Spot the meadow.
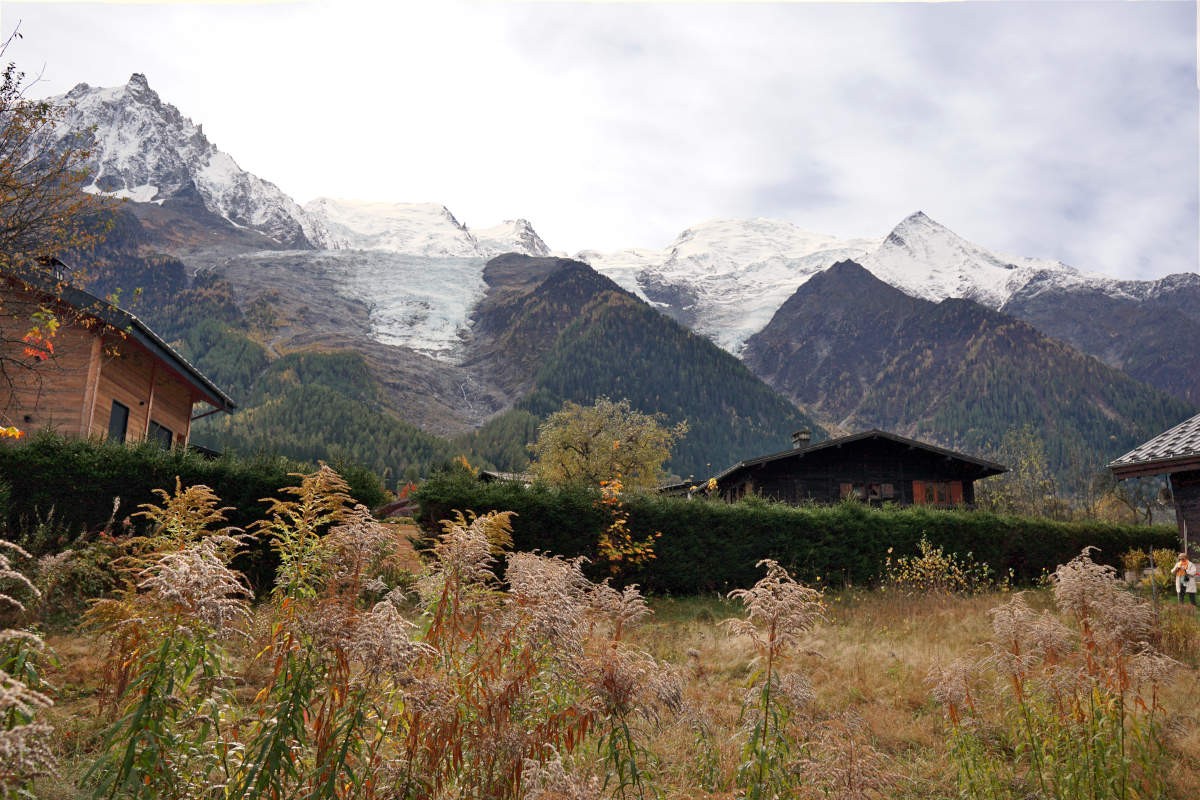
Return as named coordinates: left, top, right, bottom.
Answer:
left=3, top=467, right=1199, bottom=800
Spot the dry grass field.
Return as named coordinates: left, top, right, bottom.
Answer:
left=23, top=588, right=1200, bottom=799
left=4, top=469, right=1200, bottom=799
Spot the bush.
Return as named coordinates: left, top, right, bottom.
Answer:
left=414, top=474, right=1179, bottom=592
left=0, top=431, right=389, bottom=591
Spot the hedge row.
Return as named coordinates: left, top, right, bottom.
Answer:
left=0, top=432, right=389, bottom=589
left=414, top=472, right=1179, bottom=593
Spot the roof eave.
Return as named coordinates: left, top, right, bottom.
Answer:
left=1109, top=454, right=1200, bottom=480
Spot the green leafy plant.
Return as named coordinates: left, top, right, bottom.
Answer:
left=882, top=535, right=1008, bottom=596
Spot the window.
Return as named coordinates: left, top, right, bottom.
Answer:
left=108, top=400, right=129, bottom=443
left=912, top=480, right=964, bottom=506
left=148, top=420, right=174, bottom=450
left=840, top=483, right=895, bottom=502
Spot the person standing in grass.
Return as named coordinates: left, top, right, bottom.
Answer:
left=1171, top=552, right=1198, bottom=605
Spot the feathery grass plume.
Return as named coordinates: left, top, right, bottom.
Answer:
left=86, top=480, right=244, bottom=713
left=932, top=547, right=1178, bottom=800
left=927, top=657, right=977, bottom=726
left=0, top=541, right=55, bottom=798
left=348, top=599, right=435, bottom=679
left=406, top=515, right=608, bottom=800
left=793, top=711, right=901, bottom=800
left=0, top=540, right=37, bottom=617
left=506, top=551, right=591, bottom=651
left=319, top=504, right=419, bottom=605
left=1052, top=546, right=1154, bottom=653
left=727, top=560, right=825, bottom=657
left=727, top=559, right=825, bottom=800
left=521, top=751, right=603, bottom=800
left=586, top=581, right=650, bottom=642
left=135, top=533, right=252, bottom=633
left=577, top=639, right=677, bottom=798
left=419, top=509, right=513, bottom=649
left=255, top=464, right=354, bottom=599
left=85, top=482, right=253, bottom=800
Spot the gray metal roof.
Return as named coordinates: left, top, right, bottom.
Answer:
left=1108, top=412, right=1200, bottom=477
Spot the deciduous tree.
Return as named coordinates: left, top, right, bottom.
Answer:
left=528, top=396, right=687, bottom=490
left=977, top=424, right=1064, bottom=518
left=0, top=31, right=110, bottom=434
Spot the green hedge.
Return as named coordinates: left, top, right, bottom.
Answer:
left=414, top=472, right=1179, bottom=592
left=0, top=431, right=389, bottom=590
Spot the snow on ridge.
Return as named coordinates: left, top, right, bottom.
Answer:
left=304, top=198, right=479, bottom=256
left=50, top=74, right=314, bottom=245
left=83, top=182, right=161, bottom=204
left=578, top=218, right=880, bottom=353
left=304, top=198, right=552, bottom=258
left=471, top=219, right=551, bottom=257
left=859, top=211, right=1087, bottom=308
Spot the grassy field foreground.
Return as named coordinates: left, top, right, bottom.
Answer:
left=4, top=469, right=1200, bottom=799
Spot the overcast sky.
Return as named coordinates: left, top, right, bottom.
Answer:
left=2, top=1, right=1197, bottom=280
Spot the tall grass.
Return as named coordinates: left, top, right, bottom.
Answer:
left=0, top=539, right=55, bottom=798
left=11, top=484, right=1199, bottom=799
left=930, top=548, right=1176, bottom=799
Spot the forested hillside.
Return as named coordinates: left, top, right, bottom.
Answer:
left=465, top=255, right=825, bottom=479
left=80, top=223, right=823, bottom=482
left=744, top=261, right=1196, bottom=490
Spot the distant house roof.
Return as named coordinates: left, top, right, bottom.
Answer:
left=478, top=470, right=532, bottom=485
left=5, top=260, right=235, bottom=413
left=1108, top=412, right=1200, bottom=479
left=714, top=428, right=1007, bottom=482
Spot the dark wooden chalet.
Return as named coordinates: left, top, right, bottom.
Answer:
left=1109, top=412, right=1200, bottom=549
left=709, top=429, right=1006, bottom=507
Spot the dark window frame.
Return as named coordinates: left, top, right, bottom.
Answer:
left=108, top=400, right=130, bottom=443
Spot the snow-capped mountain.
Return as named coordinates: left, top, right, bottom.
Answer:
left=472, top=219, right=551, bottom=258
left=303, top=198, right=549, bottom=258
left=578, top=219, right=881, bottom=353
left=858, top=211, right=1072, bottom=307
left=37, top=72, right=1199, bottom=404
left=577, top=210, right=1197, bottom=356
left=46, top=74, right=319, bottom=247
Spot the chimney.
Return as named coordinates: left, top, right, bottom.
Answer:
left=791, top=428, right=811, bottom=449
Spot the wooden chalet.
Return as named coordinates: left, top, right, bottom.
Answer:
left=1109, top=412, right=1200, bottom=549
left=705, top=429, right=1006, bottom=507
left=0, top=262, right=234, bottom=447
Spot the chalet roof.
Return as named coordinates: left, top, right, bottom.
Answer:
left=5, top=262, right=235, bottom=413
left=1108, top=412, right=1200, bottom=479
left=713, top=428, right=1007, bottom=482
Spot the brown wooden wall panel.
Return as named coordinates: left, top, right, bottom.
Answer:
left=0, top=312, right=97, bottom=436
left=148, top=371, right=194, bottom=445
left=1, top=282, right=207, bottom=446
left=89, top=334, right=200, bottom=444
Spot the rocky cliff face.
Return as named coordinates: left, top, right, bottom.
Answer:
left=43, top=74, right=319, bottom=247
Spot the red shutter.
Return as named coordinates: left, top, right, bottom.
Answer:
left=950, top=481, right=964, bottom=505
left=912, top=480, right=925, bottom=505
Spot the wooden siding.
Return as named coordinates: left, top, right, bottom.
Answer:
left=1171, top=470, right=1200, bottom=546
left=0, top=321, right=95, bottom=435
left=718, top=437, right=989, bottom=507
left=0, top=282, right=205, bottom=445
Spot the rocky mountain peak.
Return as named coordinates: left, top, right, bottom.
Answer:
left=45, top=75, right=316, bottom=247
left=472, top=219, right=551, bottom=257
left=125, top=72, right=153, bottom=95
